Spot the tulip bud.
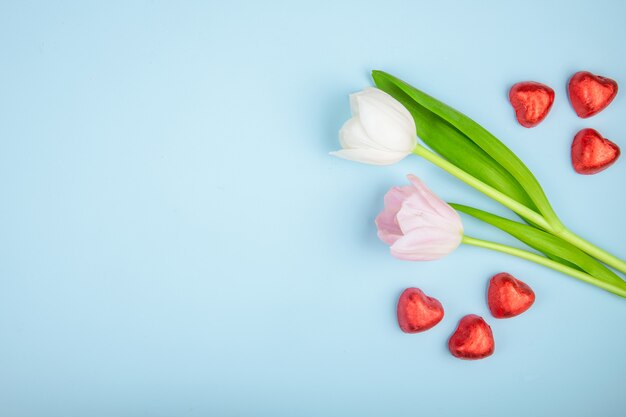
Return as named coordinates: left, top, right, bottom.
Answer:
left=331, top=88, right=418, bottom=165
left=376, top=175, right=463, bottom=261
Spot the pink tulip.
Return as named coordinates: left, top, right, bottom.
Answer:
left=376, top=175, right=464, bottom=261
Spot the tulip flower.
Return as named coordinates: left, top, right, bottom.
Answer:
left=330, top=88, right=417, bottom=165
left=376, top=175, right=463, bottom=261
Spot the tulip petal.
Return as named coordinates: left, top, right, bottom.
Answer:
left=396, top=196, right=459, bottom=235
left=339, top=117, right=387, bottom=151
left=329, top=148, right=408, bottom=166
left=390, top=227, right=462, bottom=261
left=375, top=186, right=410, bottom=244
left=407, top=174, right=463, bottom=224
left=350, top=88, right=414, bottom=128
left=354, top=92, right=417, bottom=153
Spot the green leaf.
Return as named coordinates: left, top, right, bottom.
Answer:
left=451, top=203, right=624, bottom=285
left=373, top=70, right=561, bottom=228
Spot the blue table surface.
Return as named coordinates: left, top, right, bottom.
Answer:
left=2, top=1, right=626, bottom=416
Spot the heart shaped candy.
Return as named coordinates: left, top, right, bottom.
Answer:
left=571, top=128, right=620, bottom=175
left=509, top=81, right=555, bottom=127
left=487, top=272, right=535, bottom=318
left=568, top=71, right=618, bottom=118
left=397, top=288, right=444, bottom=333
left=448, top=314, right=494, bottom=360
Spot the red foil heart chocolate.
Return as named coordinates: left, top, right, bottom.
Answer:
left=397, top=288, right=444, bottom=333
left=571, top=128, right=620, bottom=175
left=568, top=71, right=618, bottom=118
left=509, top=81, right=555, bottom=127
left=487, top=272, right=535, bottom=318
left=448, top=314, right=494, bottom=360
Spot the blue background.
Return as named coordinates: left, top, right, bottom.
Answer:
left=1, top=1, right=626, bottom=416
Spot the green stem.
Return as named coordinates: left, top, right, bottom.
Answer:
left=462, top=236, right=626, bottom=298
left=413, top=144, right=626, bottom=275
left=412, top=144, right=551, bottom=231
left=555, top=228, right=626, bottom=275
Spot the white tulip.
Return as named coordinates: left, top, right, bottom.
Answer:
left=331, top=87, right=418, bottom=165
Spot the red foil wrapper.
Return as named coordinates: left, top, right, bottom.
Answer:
left=509, top=81, right=555, bottom=127
left=488, top=272, right=535, bottom=319
left=448, top=314, right=495, bottom=360
left=396, top=288, right=444, bottom=333
left=568, top=71, right=618, bottom=118
left=571, top=128, right=620, bottom=175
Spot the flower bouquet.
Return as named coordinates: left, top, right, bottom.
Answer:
left=332, top=71, right=626, bottom=298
